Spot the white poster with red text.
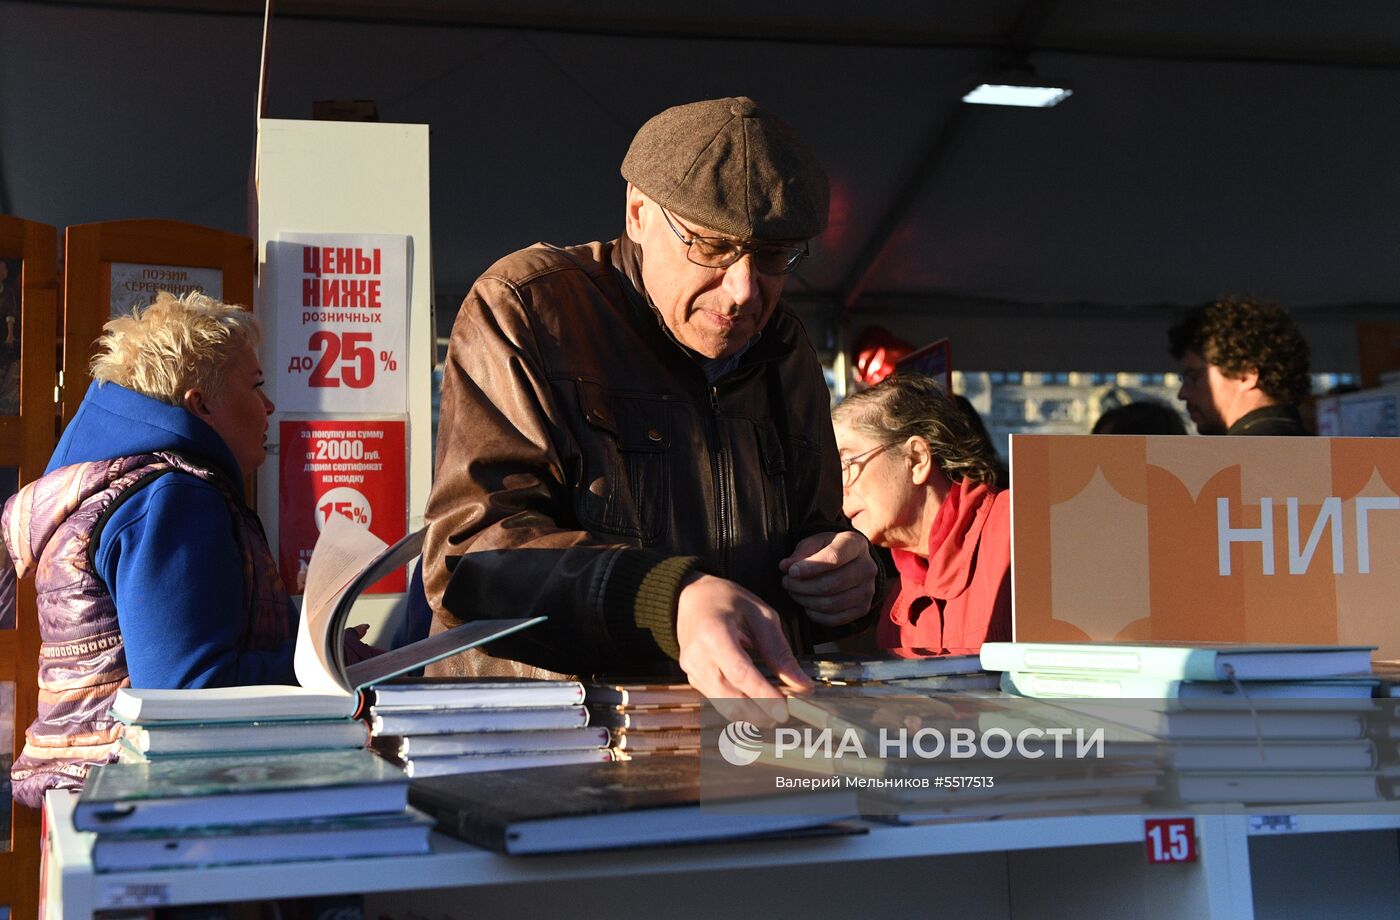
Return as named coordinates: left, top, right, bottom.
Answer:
left=272, top=232, right=408, bottom=413
left=278, top=419, right=407, bottom=596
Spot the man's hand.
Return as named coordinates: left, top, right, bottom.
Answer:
left=342, top=624, right=384, bottom=665
left=675, top=572, right=813, bottom=726
left=778, top=531, right=878, bottom=628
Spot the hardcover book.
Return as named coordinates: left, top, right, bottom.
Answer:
left=861, top=768, right=1163, bottom=811
left=864, top=672, right=1003, bottom=692
left=401, top=748, right=616, bottom=778
left=370, top=705, right=590, bottom=736
left=879, top=792, right=1153, bottom=824
left=1166, top=740, right=1377, bottom=772
left=112, top=685, right=354, bottom=724
left=586, top=705, right=703, bottom=731
left=125, top=719, right=370, bottom=756
left=73, top=748, right=408, bottom=832
left=90, top=808, right=434, bottom=871
left=784, top=688, right=1163, bottom=761
left=753, top=740, right=1157, bottom=783
left=980, top=641, right=1374, bottom=682
left=1001, top=670, right=1380, bottom=701
left=1043, top=699, right=1371, bottom=740
left=409, top=756, right=856, bottom=855
left=1370, top=659, right=1400, bottom=697
left=609, top=729, right=702, bottom=753
left=801, top=653, right=985, bottom=682
left=584, top=682, right=702, bottom=708
left=1162, top=770, right=1381, bottom=804
left=379, top=727, right=610, bottom=758
left=368, top=678, right=585, bottom=711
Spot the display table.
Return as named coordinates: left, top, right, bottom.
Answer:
left=41, top=790, right=1400, bottom=919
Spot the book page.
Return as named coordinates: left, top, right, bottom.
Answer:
left=113, top=685, right=357, bottom=723
left=295, top=513, right=388, bottom=693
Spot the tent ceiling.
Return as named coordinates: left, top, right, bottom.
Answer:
left=5, top=1, right=1398, bottom=370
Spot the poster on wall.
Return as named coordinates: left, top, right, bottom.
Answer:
left=0, top=257, right=18, bottom=417
left=278, top=419, right=407, bottom=596
left=108, top=263, right=224, bottom=317
left=0, top=466, right=15, bottom=629
left=270, top=232, right=408, bottom=414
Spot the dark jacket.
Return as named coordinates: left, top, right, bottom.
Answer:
left=1227, top=404, right=1309, bottom=436
left=424, top=236, right=860, bottom=677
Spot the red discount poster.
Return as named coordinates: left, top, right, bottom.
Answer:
left=278, top=419, right=407, bottom=596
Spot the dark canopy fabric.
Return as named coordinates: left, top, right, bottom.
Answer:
left=5, top=0, right=1396, bottom=370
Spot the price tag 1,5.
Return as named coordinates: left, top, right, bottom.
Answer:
left=1144, top=817, right=1197, bottom=864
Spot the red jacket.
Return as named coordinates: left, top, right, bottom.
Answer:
left=878, top=480, right=1012, bottom=655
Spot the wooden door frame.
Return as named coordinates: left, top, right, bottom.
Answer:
left=0, top=216, right=59, bottom=920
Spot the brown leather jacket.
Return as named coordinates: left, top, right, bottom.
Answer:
left=424, top=235, right=866, bottom=678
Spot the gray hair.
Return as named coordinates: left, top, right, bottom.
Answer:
left=833, top=374, right=1003, bottom=489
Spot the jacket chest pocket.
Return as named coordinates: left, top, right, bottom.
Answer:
left=573, top=380, right=671, bottom=543
left=754, top=419, right=791, bottom=540
left=756, top=418, right=829, bottom=541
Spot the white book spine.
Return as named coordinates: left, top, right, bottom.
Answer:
left=981, top=643, right=1210, bottom=679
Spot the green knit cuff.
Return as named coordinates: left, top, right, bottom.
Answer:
left=602, top=551, right=701, bottom=661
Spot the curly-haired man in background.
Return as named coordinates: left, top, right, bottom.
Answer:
left=1168, top=297, right=1312, bottom=436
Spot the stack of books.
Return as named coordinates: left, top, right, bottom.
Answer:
left=62, top=522, right=567, bottom=871
left=111, top=685, right=370, bottom=764
left=1370, top=697, right=1400, bottom=799
left=1343, top=667, right=1400, bottom=803
left=585, top=681, right=704, bottom=758
left=74, top=748, right=431, bottom=872
left=1369, top=660, right=1400, bottom=698
left=984, top=641, right=1377, bottom=702
left=777, top=686, right=1166, bottom=824
left=985, top=640, right=1388, bottom=805
left=367, top=678, right=614, bottom=778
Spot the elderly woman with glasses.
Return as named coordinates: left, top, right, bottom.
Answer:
left=832, top=374, right=1011, bottom=656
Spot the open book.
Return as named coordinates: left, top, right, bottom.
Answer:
left=113, top=513, right=543, bottom=723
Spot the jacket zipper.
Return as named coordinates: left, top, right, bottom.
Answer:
left=709, top=385, right=731, bottom=577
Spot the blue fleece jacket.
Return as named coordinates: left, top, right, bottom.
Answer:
left=49, top=381, right=296, bottom=688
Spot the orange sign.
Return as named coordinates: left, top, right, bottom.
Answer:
left=1010, top=435, right=1400, bottom=658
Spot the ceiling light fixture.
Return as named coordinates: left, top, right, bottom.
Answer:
left=962, top=65, right=1072, bottom=108
left=963, top=83, right=1072, bottom=107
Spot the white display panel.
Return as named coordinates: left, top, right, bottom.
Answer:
left=253, top=119, right=433, bottom=645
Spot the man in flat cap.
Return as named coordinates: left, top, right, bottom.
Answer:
left=424, top=97, right=878, bottom=720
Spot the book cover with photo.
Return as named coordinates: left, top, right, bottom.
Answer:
left=409, top=756, right=857, bottom=855
left=74, top=748, right=408, bottom=832
left=90, top=808, right=435, bottom=872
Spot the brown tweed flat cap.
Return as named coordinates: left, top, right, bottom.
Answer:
left=621, top=96, right=829, bottom=241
